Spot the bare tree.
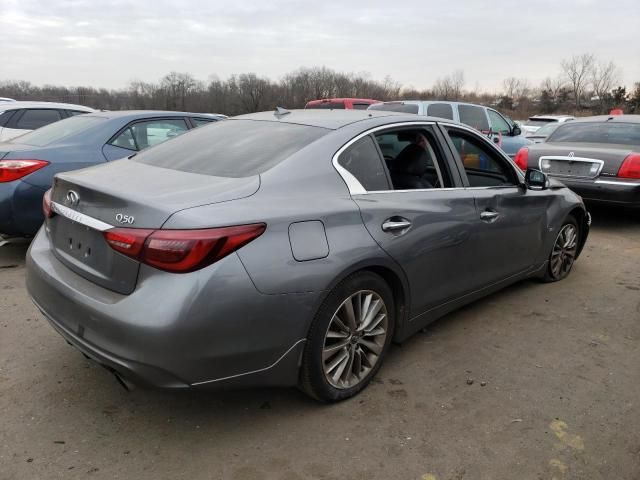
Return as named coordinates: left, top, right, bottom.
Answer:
left=561, top=53, right=595, bottom=109
left=502, top=77, right=530, bottom=101
left=591, top=60, right=620, bottom=110
left=433, top=70, right=465, bottom=100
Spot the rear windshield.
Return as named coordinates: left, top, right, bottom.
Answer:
left=525, top=118, right=556, bottom=127
left=12, top=115, right=106, bottom=147
left=368, top=103, right=419, bottom=114
left=306, top=102, right=345, bottom=109
left=132, top=119, right=329, bottom=177
left=547, top=122, right=640, bottom=145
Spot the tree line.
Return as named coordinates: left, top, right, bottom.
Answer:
left=1, top=55, right=639, bottom=117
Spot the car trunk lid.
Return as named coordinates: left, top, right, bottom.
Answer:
left=47, top=159, right=260, bottom=294
left=529, top=142, right=634, bottom=178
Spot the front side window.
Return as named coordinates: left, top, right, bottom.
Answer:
left=374, top=128, right=451, bottom=190
left=427, top=103, right=454, bottom=120
left=458, top=105, right=490, bottom=131
left=487, top=109, right=511, bottom=135
left=447, top=129, right=518, bottom=187
left=338, top=136, right=389, bottom=191
left=16, top=109, right=61, bottom=129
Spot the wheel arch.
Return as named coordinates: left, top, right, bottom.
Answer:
left=568, top=205, right=589, bottom=259
left=311, top=259, right=411, bottom=342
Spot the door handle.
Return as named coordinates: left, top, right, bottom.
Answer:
left=382, top=218, right=412, bottom=233
left=480, top=210, right=500, bottom=222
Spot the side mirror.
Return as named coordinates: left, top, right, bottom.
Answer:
left=512, top=125, right=522, bottom=136
left=525, top=168, right=549, bottom=190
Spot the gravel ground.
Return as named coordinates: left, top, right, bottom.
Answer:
left=1, top=205, right=639, bottom=480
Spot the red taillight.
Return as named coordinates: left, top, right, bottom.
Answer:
left=514, top=147, right=529, bottom=171
left=42, top=188, right=54, bottom=218
left=617, top=153, right=640, bottom=179
left=104, top=224, right=266, bottom=273
left=0, top=159, right=49, bottom=183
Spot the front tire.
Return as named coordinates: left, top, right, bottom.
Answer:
left=300, top=271, right=395, bottom=402
left=543, top=215, right=579, bottom=282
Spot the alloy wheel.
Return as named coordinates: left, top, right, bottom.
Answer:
left=322, top=290, right=388, bottom=389
left=550, top=223, right=578, bottom=279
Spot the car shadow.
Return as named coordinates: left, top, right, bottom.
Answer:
left=587, top=204, right=640, bottom=232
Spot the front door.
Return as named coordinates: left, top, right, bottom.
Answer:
left=443, top=126, right=549, bottom=284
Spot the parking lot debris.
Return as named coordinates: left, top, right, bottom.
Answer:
left=466, top=378, right=474, bottom=385
left=480, top=381, right=487, bottom=387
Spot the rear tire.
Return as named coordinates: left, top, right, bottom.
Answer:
left=542, top=215, right=579, bottom=282
left=300, top=271, right=395, bottom=402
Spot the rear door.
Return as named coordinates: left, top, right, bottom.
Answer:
left=338, top=123, right=480, bottom=316
left=443, top=125, right=549, bottom=283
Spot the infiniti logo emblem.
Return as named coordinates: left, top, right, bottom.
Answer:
left=65, top=190, right=80, bottom=207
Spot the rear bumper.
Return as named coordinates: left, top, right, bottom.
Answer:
left=555, top=177, right=640, bottom=207
left=26, top=228, right=316, bottom=390
left=0, top=180, right=47, bottom=236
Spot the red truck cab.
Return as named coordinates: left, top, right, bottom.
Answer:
left=304, top=98, right=381, bottom=110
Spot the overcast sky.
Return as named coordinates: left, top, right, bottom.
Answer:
left=1, top=0, right=639, bottom=92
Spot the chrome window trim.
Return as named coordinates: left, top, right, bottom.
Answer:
left=50, top=202, right=114, bottom=231
left=538, top=156, right=604, bottom=179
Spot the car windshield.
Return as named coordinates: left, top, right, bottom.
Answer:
left=547, top=122, right=640, bottom=145
left=11, top=115, right=106, bottom=147
left=368, top=103, right=419, bottom=114
left=132, top=119, right=329, bottom=177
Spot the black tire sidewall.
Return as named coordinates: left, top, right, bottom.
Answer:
left=300, top=271, right=395, bottom=402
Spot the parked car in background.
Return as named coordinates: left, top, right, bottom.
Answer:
left=0, top=97, right=16, bottom=103
left=521, top=115, right=575, bottom=135
left=525, top=121, right=564, bottom=143
left=0, top=101, right=95, bottom=141
left=514, top=115, right=640, bottom=208
left=368, top=100, right=530, bottom=157
left=305, top=98, right=381, bottom=110
left=26, top=109, right=589, bottom=402
left=0, top=110, right=225, bottom=237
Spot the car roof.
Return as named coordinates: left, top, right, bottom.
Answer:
left=0, top=101, right=94, bottom=112
left=567, top=114, right=640, bottom=124
left=378, top=100, right=493, bottom=108
left=84, top=110, right=225, bottom=121
left=232, top=109, right=414, bottom=129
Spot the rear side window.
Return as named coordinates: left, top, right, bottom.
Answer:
left=192, top=118, right=217, bottom=127
left=426, top=103, right=454, bottom=120
left=66, top=110, right=88, bottom=117
left=352, top=103, right=372, bottom=110
left=16, top=109, right=62, bottom=129
left=547, top=122, right=640, bottom=145
left=458, top=105, right=489, bottom=131
left=338, top=136, right=389, bottom=191
left=133, top=119, right=329, bottom=177
left=368, top=103, right=419, bottom=114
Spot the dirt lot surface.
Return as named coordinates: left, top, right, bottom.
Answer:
left=1, top=206, right=639, bottom=480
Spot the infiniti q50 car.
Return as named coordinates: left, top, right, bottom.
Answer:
left=26, top=109, right=590, bottom=402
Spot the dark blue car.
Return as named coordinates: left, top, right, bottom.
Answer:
left=0, top=110, right=224, bottom=237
